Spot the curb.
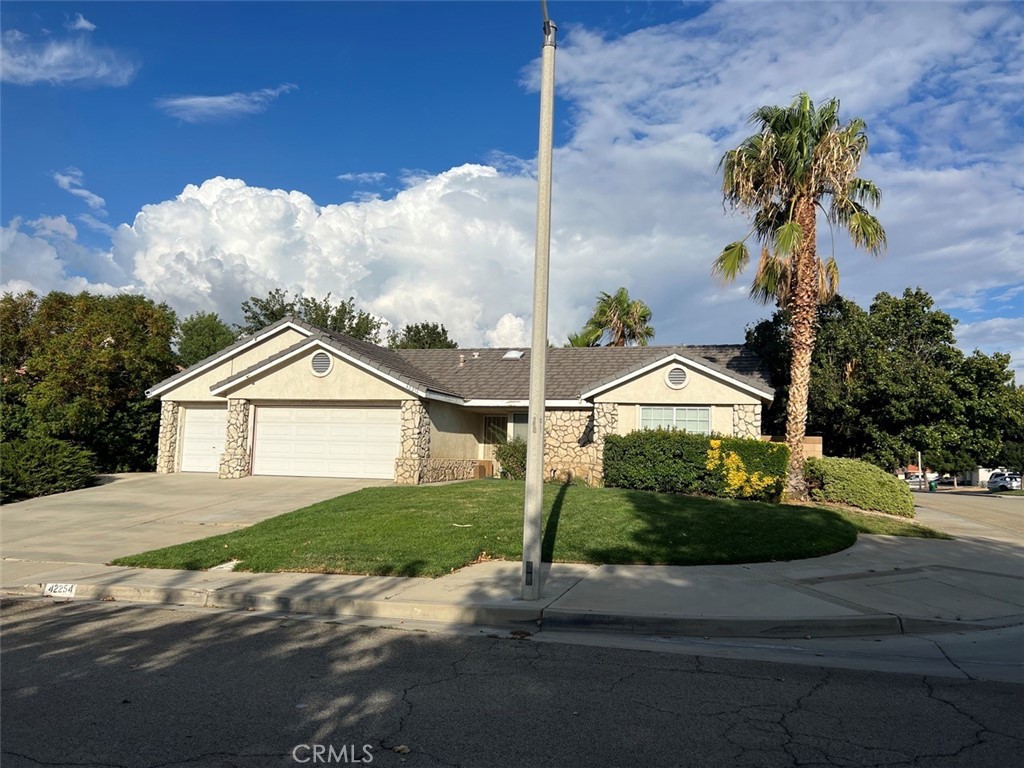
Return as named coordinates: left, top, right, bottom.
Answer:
left=8, top=581, right=1020, bottom=639
left=539, top=609, right=902, bottom=638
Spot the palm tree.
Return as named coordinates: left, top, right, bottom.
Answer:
left=713, top=93, right=886, bottom=499
left=577, top=287, right=655, bottom=347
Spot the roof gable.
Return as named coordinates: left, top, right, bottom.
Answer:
left=209, top=330, right=461, bottom=400
left=145, top=317, right=313, bottom=398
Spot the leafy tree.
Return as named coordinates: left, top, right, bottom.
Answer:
left=237, top=288, right=296, bottom=334
left=387, top=322, right=458, bottom=349
left=237, top=289, right=384, bottom=343
left=576, top=287, right=654, bottom=347
left=176, top=311, right=237, bottom=367
left=298, top=294, right=384, bottom=343
left=714, top=93, right=886, bottom=498
left=746, top=288, right=1021, bottom=475
left=1, top=291, right=178, bottom=472
left=1000, top=441, right=1024, bottom=475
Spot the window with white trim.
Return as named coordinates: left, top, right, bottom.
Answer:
left=639, top=406, right=711, bottom=434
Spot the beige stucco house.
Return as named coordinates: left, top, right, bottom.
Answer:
left=148, top=317, right=774, bottom=485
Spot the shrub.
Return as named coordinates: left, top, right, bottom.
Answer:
left=804, top=456, right=914, bottom=517
left=494, top=437, right=527, bottom=480
left=0, top=437, right=98, bottom=503
left=707, top=438, right=789, bottom=501
left=604, top=430, right=787, bottom=502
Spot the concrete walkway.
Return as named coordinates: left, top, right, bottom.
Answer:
left=3, top=478, right=1022, bottom=645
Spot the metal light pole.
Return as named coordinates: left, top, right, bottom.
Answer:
left=521, top=4, right=557, bottom=601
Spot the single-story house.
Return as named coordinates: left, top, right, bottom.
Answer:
left=148, top=316, right=774, bottom=485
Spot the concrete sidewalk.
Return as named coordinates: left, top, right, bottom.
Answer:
left=4, top=532, right=1022, bottom=639
left=3, top=480, right=1023, bottom=640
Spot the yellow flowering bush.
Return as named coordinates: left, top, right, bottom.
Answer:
left=706, top=439, right=785, bottom=501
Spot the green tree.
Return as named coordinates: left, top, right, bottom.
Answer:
left=298, top=294, right=384, bottom=343
left=1, top=291, right=178, bottom=472
left=387, top=322, right=458, bottom=349
left=176, top=311, right=237, bottom=367
left=714, top=93, right=886, bottom=498
left=746, top=288, right=1021, bottom=475
left=577, top=287, right=654, bottom=347
left=237, top=289, right=384, bottom=343
left=237, top=288, right=296, bottom=334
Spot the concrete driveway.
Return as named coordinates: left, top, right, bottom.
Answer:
left=0, top=473, right=387, bottom=579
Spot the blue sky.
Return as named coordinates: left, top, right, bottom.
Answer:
left=2, top=1, right=1022, bottom=379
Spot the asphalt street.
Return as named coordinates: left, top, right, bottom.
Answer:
left=2, top=599, right=1021, bottom=768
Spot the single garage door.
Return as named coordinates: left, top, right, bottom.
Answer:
left=179, top=406, right=227, bottom=473
left=252, top=406, right=401, bottom=479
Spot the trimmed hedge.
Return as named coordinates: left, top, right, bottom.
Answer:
left=804, top=456, right=915, bottom=517
left=603, top=430, right=788, bottom=502
left=0, top=437, right=98, bottom=503
left=494, top=437, right=527, bottom=480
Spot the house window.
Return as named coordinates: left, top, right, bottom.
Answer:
left=639, top=406, right=711, bottom=434
left=483, top=416, right=508, bottom=445
left=511, top=413, right=529, bottom=442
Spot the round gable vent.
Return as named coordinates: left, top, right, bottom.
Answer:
left=665, top=365, right=688, bottom=390
left=311, top=351, right=332, bottom=376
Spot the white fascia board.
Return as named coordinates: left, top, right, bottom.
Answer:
left=422, top=390, right=466, bottom=405
left=461, top=399, right=587, bottom=408
left=580, top=353, right=774, bottom=401
left=146, top=322, right=311, bottom=399
left=209, top=338, right=426, bottom=398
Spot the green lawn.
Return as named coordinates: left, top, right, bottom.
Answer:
left=111, top=480, right=949, bottom=577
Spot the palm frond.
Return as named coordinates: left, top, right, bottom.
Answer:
left=846, top=210, right=887, bottom=256
left=712, top=241, right=750, bottom=284
left=774, top=219, right=803, bottom=258
left=750, top=250, right=790, bottom=306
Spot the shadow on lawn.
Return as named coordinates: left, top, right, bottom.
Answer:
left=582, top=490, right=861, bottom=566
left=541, top=481, right=569, bottom=563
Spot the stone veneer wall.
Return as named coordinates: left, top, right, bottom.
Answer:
left=544, top=409, right=599, bottom=485
left=732, top=404, right=762, bottom=439
left=155, top=401, right=180, bottom=474
left=394, top=400, right=431, bottom=484
left=421, top=459, right=479, bottom=483
left=592, top=403, right=618, bottom=485
left=218, top=399, right=252, bottom=479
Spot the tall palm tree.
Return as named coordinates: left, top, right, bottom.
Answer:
left=578, top=287, right=655, bottom=347
left=713, top=93, right=886, bottom=499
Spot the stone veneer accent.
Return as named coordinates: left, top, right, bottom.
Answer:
left=421, top=459, right=479, bottom=483
left=592, top=403, right=618, bottom=485
left=155, top=401, right=180, bottom=474
left=732, top=403, right=761, bottom=439
left=394, top=400, right=431, bottom=484
left=543, top=409, right=600, bottom=485
left=218, top=399, right=252, bottom=479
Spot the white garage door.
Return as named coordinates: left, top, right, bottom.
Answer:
left=252, top=407, right=401, bottom=479
left=179, top=406, right=227, bottom=473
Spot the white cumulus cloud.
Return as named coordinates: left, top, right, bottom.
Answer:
left=485, top=314, right=529, bottom=348
left=15, top=2, right=1023, bottom=379
left=155, top=84, right=297, bottom=123
left=1, top=218, right=127, bottom=296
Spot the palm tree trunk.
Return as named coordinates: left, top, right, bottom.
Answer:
left=785, top=198, right=820, bottom=500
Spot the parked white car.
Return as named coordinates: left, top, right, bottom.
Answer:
left=987, top=474, right=1021, bottom=491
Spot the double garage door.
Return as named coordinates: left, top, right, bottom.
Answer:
left=178, top=405, right=400, bottom=479
left=252, top=406, right=400, bottom=479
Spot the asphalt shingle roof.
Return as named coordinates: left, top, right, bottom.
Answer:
left=151, top=315, right=773, bottom=402
left=396, top=344, right=772, bottom=400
